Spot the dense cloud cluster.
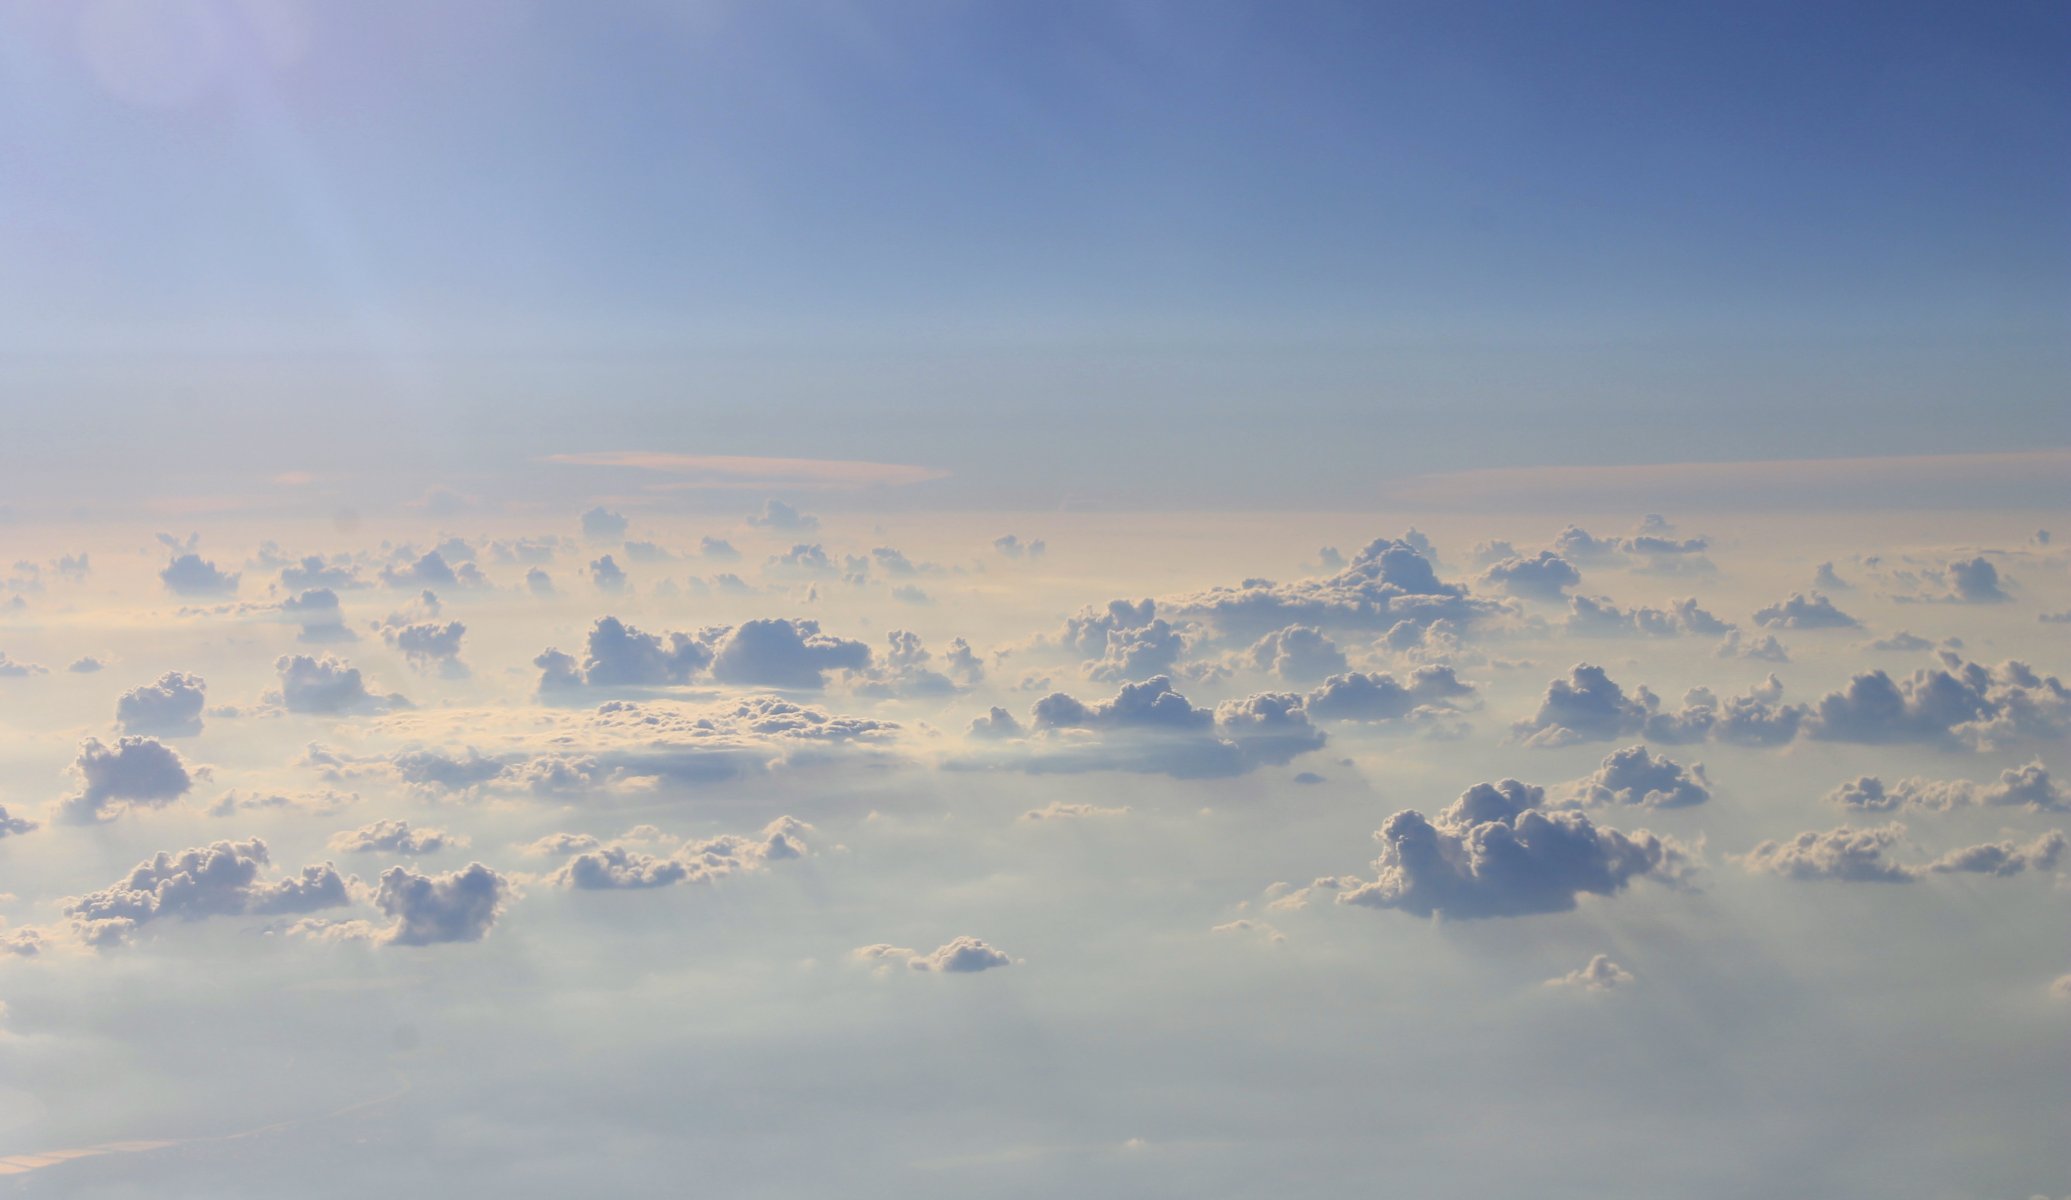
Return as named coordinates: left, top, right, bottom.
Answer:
left=65, top=839, right=350, bottom=946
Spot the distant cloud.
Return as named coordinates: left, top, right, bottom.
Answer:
left=580, top=506, right=629, bottom=543
left=372, top=862, right=511, bottom=946
left=1478, top=551, right=1581, bottom=600
left=745, top=499, right=819, bottom=531
left=546, top=452, right=948, bottom=489
left=272, top=655, right=409, bottom=715
left=159, top=553, right=239, bottom=596
left=1752, top=592, right=1859, bottom=630
left=1740, top=823, right=2063, bottom=882
left=329, top=819, right=464, bottom=855
left=544, top=817, right=809, bottom=889
left=1826, top=760, right=2066, bottom=812
left=1545, top=954, right=1633, bottom=992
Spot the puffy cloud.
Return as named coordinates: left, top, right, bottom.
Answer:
left=1945, top=557, right=2010, bottom=603
left=115, top=671, right=207, bottom=737
left=329, top=819, right=464, bottom=855
left=1330, top=779, right=1691, bottom=918
left=273, top=655, right=408, bottom=715
left=1826, top=760, right=2067, bottom=812
left=1804, top=656, right=2071, bottom=748
left=545, top=817, right=809, bottom=889
left=68, top=656, right=106, bottom=673
left=535, top=617, right=715, bottom=692
left=380, top=550, right=485, bottom=590
left=907, top=936, right=1013, bottom=973
left=699, top=536, right=741, bottom=561
left=1752, top=591, right=1859, bottom=630
left=57, top=735, right=195, bottom=824
left=993, top=534, right=1045, bottom=559
left=1022, top=801, right=1128, bottom=821
left=746, top=499, right=817, bottom=532
left=1715, top=631, right=1789, bottom=662
left=975, top=676, right=1325, bottom=778
left=282, top=588, right=356, bottom=643
left=709, top=618, right=870, bottom=689
left=1164, top=537, right=1503, bottom=638
left=160, top=553, right=239, bottom=596
left=1246, top=625, right=1348, bottom=681
left=373, top=862, right=511, bottom=946
left=1558, top=745, right=1710, bottom=809
left=580, top=507, right=629, bottom=542
left=589, top=554, right=628, bottom=593
left=1303, top=666, right=1474, bottom=722
left=1740, top=825, right=1917, bottom=882
left=526, top=568, right=555, bottom=596
left=1924, top=831, right=2064, bottom=877
left=1513, top=664, right=1803, bottom=748
left=379, top=617, right=468, bottom=677
left=0, top=805, right=36, bottom=837
left=1565, top=595, right=1732, bottom=638
left=1740, top=823, right=2065, bottom=882
left=64, top=838, right=349, bottom=946
left=1545, top=954, right=1634, bottom=992
left=0, top=650, right=47, bottom=677
left=279, top=556, right=363, bottom=591
left=1478, top=551, right=1581, bottom=601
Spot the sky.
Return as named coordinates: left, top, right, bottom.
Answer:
left=0, top=2, right=2068, bottom=1196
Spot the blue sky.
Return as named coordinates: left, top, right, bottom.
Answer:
left=2, top=1, right=2066, bottom=514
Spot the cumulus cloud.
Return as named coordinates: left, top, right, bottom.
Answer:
left=1545, top=954, right=1633, bottom=992
left=64, top=838, right=349, bottom=946
left=1478, top=551, right=1581, bottom=601
left=1325, top=778, right=1691, bottom=919
left=1303, top=666, right=1475, bottom=723
left=1163, top=537, right=1504, bottom=639
left=589, top=554, right=628, bottom=593
left=0, top=805, right=37, bottom=837
left=1715, top=630, right=1789, bottom=662
left=906, top=936, right=1013, bottom=973
left=56, top=735, right=196, bottom=824
left=1752, top=591, right=1859, bottom=630
left=709, top=619, right=870, bottom=689
left=1804, top=655, right=2071, bottom=748
left=380, top=550, right=485, bottom=590
left=160, top=553, right=239, bottom=596
left=580, top=507, right=630, bottom=543
left=993, top=534, right=1045, bottom=559
left=273, top=655, right=408, bottom=715
left=1740, top=823, right=2064, bottom=882
left=0, top=650, right=48, bottom=677
left=535, top=616, right=715, bottom=693
left=329, top=819, right=465, bottom=855
left=1557, top=745, right=1710, bottom=809
left=1566, top=595, right=1732, bottom=638
left=545, top=817, right=809, bottom=889
left=280, top=556, right=363, bottom=591
left=115, top=671, right=207, bottom=737
left=973, top=675, right=1325, bottom=779
left=1826, top=760, right=2068, bottom=812
left=373, top=862, right=511, bottom=946
left=282, top=587, right=356, bottom=643
left=1246, top=625, right=1349, bottom=681
left=746, top=499, right=817, bottom=531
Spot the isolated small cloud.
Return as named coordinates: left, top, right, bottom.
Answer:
left=273, top=655, right=408, bottom=714
left=115, top=671, right=207, bottom=737
left=1545, top=954, right=1634, bottom=992
left=746, top=499, right=818, bottom=532
left=580, top=507, right=630, bottom=543
left=1752, top=591, right=1859, bottom=630
left=329, top=819, right=464, bottom=855
left=374, top=862, right=511, bottom=946
left=160, top=553, right=239, bottom=596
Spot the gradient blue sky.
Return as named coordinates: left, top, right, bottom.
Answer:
left=2, top=0, right=2066, bottom=512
